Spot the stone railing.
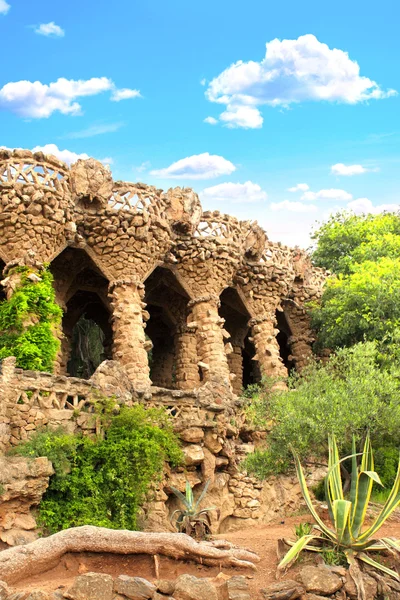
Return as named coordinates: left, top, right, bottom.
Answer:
left=108, top=182, right=168, bottom=222
left=0, top=149, right=69, bottom=195
left=194, top=211, right=243, bottom=244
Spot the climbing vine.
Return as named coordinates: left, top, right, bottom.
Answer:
left=0, top=266, right=62, bottom=372
left=12, top=404, right=183, bottom=533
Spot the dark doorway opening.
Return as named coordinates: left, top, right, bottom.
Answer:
left=65, top=290, right=112, bottom=379
left=275, top=310, right=295, bottom=373
left=144, top=267, right=190, bottom=389
left=51, top=248, right=111, bottom=378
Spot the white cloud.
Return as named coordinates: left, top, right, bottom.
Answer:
left=347, top=198, right=399, bottom=215
left=331, top=163, right=369, bottom=176
left=34, top=22, right=64, bottom=37
left=200, top=78, right=207, bottom=86
left=134, top=161, right=151, bottom=173
left=201, top=181, right=267, bottom=204
left=302, top=188, right=353, bottom=202
left=288, top=183, right=309, bottom=192
left=31, top=144, right=113, bottom=167
left=0, top=0, right=10, bottom=14
left=150, top=152, right=236, bottom=180
left=220, top=105, right=263, bottom=129
left=270, top=200, right=317, bottom=213
left=64, top=122, right=124, bottom=139
left=111, top=88, right=141, bottom=101
left=204, top=116, right=218, bottom=125
left=206, top=34, right=397, bottom=128
left=0, top=78, right=141, bottom=118
left=31, top=144, right=89, bottom=166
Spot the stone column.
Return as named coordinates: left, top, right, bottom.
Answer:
left=109, top=280, right=151, bottom=390
left=174, top=324, right=200, bottom=390
left=250, top=315, right=288, bottom=380
left=188, top=295, right=231, bottom=389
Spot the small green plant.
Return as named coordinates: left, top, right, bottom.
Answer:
left=294, top=522, right=313, bottom=539
left=0, top=266, right=62, bottom=372
left=170, top=479, right=218, bottom=539
left=12, top=405, right=183, bottom=533
left=279, top=434, right=400, bottom=587
left=321, top=547, right=347, bottom=567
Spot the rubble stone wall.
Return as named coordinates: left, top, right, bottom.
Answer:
left=0, top=148, right=328, bottom=545
left=0, top=148, right=326, bottom=392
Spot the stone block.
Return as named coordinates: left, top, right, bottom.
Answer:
left=173, top=574, right=218, bottom=600
left=63, top=572, right=114, bottom=600
left=113, top=575, right=156, bottom=599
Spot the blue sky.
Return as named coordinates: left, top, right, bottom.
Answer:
left=1, top=0, right=399, bottom=247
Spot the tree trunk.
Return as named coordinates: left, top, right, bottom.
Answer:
left=0, top=526, right=260, bottom=584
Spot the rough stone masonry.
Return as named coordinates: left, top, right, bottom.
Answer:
left=0, top=148, right=327, bottom=542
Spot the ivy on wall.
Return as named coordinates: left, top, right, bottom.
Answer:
left=12, top=404, right=183, bottom=532
left=0, top=266, right=62, bottom=372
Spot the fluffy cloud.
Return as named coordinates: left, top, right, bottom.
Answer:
left=347, top=198, right=399, bottom=215
left=150, top=153, right=236, bottom=180
left=201, top=181, right=267, bottom=204
left=0, top=0, right=10, bottom=14
left=31, top=144, right=112, bottom=167
left=111, top=88, right=141, bottom=101
left=0, top=77, right=141, bottom=118
left=331, top=163, right=369, bottom=176
left=270, top=200, right=317, bottom=213
left=220, top=105, right=263, bottom=129
left=288, top=183, right=309, bottom=192
left=302, top=188, right=353, bottom=201
left=35, top=22, right=64, bottom=37
left=204, top=116, right=218, bottom=125
left=206, top=34, right=396, bottom=128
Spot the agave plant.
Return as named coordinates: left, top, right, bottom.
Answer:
left=170, top=479, right=218, bottom=539
left=279, top=434, right=400, bottom=584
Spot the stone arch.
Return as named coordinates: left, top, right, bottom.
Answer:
left=218, top=287, right=259, bottom=394
left=275, top=309, right=295, bottom=374
left=50, top=247, right=111, bottom=377
left=144, top=266, right=197, bottom=389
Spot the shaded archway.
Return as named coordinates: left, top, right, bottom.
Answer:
left=219, top=288, right=258, bottom=394
left=144, top=267, right=194, bottom=389
left=65, top=290, right=112, bottom=379
left=50, top=248, right=111, bottom=377
left=275, top=309, right=295, bottom=374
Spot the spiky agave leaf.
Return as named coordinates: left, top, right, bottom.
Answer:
left=193, top=479, right=211, bottom=512
left=170, top=486, right=192, bottom=511
left=278, top=535, right=321, bottom=570
left=358, top=552, right=400, bottom=582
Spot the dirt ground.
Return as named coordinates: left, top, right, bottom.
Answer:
left=12, top=516, right=400, bottom=599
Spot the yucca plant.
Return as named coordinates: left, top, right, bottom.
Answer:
left=279, top=434, right=400, bottom=585
left=170, top=479, right=218, bottom=539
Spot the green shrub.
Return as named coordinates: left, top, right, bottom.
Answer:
left=0, top=266, right=62, bottom=372
left=12, top=405, right=183, bottom=533
left=243, top=343, right=400, bottom=479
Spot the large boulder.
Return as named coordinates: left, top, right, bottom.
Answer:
left=297, top=566, right=342, bottom=595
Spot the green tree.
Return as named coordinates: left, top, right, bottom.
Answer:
left=311, top=257, right=400, bottom=350
left=243, top=343, right=400, bottom=479
left=311, top=211, right=400, bottom=275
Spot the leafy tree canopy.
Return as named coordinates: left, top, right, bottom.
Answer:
left=311, top=211, right=400, bottom=275
left=311, top=256, right=400, bottom=350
